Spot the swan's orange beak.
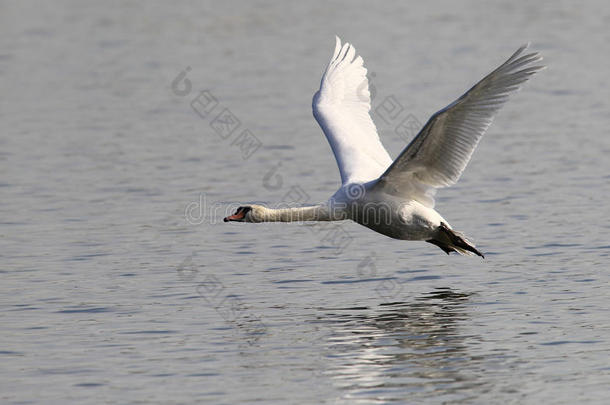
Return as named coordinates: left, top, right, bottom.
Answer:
left=224, top=206, right=250, bottom=222
left=224, top=211, right=245, bottom=222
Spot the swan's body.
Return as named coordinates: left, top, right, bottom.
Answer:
left=224, top=37, right=544, bottom=257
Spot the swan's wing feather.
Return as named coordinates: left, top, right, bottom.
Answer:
left=375, top=44, right=545, bottom=207
left=313, top=37, right=392, bottom=185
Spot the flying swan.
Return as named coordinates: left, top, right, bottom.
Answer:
left=224, top=37, right=544, bottom=257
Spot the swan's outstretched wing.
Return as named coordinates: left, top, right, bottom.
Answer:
left=374, top=44, right=545, bottom=207
left=313, top=37, right=392, bottom=185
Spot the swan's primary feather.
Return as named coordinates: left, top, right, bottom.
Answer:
left=374, top=44, right=545, bottom=207
left=313, top=36, right=393, bottom=185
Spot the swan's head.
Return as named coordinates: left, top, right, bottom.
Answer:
left=223, top=205, right=264, bottom=223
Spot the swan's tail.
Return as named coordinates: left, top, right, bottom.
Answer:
left=426, top=222, right=484, bottom=258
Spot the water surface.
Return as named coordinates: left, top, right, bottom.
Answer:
left=1, top=1, right=609, bottom=403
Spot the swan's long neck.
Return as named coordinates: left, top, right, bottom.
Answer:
left=256, top=204, right=334, bottom=222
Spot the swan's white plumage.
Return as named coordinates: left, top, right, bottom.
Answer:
left=227, top=37, right=544, bottom=257
left=313, top=36, right=392, bottom=185
left=374, top=44, right=545, bottom=207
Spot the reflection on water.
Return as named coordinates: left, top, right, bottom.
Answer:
left=315, top=288, right=483, bottom=403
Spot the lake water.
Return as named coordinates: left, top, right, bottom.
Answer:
left=2, top=1, right=609, bottom=403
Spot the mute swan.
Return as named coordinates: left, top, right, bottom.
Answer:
left=224, top=37, right=544, bottom=257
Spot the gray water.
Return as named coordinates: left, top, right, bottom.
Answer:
left=2, top=1, right=610, bottom=404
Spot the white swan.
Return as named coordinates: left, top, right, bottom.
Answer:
left=224, top=37, right=544, bottom=257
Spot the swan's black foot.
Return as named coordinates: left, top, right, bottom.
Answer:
left=426, top=223, right=484, bottom=258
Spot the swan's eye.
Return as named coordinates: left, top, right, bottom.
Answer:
left=237, top=206, right=252, bottom=215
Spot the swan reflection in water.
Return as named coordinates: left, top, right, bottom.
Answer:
left=314, top=288, right=484, bottom=403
